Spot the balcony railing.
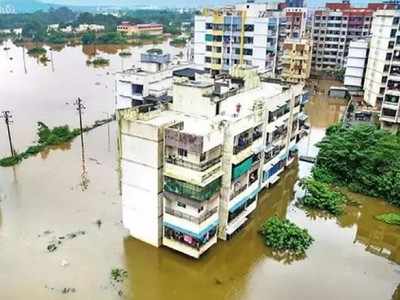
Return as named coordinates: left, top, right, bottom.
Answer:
left=233, top=137, right=252, bottom=154
left=164, top=176, right=221, bottom=202
left=164, top=225, right=217, bottom=250
left=165, top=206, right=218, bottom=224
left=230, top=184, right=247, bottom=200
left=165, top=156, right=221, bottom=172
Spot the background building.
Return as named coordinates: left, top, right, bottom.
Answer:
left=194, top=2, right=285, bottom=76
left=281, top=38, right=312, bottom=83
left=311, top=2, right=394, bottom=73
left=117, top=22, right=163, bottom=36
left=364, top=10, right=400, bottom=132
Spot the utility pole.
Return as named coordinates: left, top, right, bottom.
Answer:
left=74, top=97, right=86, bottom=150
left=1, top=110, right=14, bottom=157
left=74, top=98, right=89, bottom=191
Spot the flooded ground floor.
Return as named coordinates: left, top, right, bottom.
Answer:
left=0, top=85, right=399, bottom=300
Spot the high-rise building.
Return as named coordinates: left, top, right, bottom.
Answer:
left=284, top=7, right=307, bottom=39
left=116, top=66, right=308, bottom=258
left=311, top=2, right=395, bottom=72
left=194, top=2, right=285, bottom=77
left=364, top=10, right=400, bottom=132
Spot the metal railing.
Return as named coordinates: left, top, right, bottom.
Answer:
left=165, top=156, right=222, bottom=172
left=164, top=206, right=218, bottom=224
left=230, top=184, right=248, bottom=200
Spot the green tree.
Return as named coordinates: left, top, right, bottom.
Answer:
left=313, top=124, right=400, bottom=206
left=81, top=31, right=96, bottom=45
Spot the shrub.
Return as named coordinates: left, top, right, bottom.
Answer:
left=375, top=213, right=400, bottom=225
left=299, top=178, right=347, bottom=215
left=110, top=268, right=128, bottom=283
left=0, top=155, right=22, bottom=167
left=27, top=47, right=47, bottom=56
left=86, top=57, right=110, bottom=66
left=119, top=51, right=132, bottom=57
left=260, top=216, right=313, bottom=255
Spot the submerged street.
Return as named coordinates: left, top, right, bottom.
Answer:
left=0, top=42, right=399, bottom=300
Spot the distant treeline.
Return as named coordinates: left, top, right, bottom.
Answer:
left=0, top=7, right=194, bottom=39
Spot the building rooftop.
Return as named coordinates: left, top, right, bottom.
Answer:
left=173, top=68, right=207, bottom=80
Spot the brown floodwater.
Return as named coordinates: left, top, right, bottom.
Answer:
left=0, top=42, right=399, bottom=300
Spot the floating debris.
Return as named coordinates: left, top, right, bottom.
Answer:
left=110, top=268, right=128, bottom=283
left=61, top=259, right=69, bottom=267
left=94, top=219, right=102, bottom=228
left=110, top=268, right=128, bottom=297
left=45, top=230, right=86, bottom=252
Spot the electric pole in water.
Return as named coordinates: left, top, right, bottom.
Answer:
left=74, top=97, right=86, bottom=149
left=74, top=98, right=89, bottom=190
left=1, top=110, right=14, bottom=157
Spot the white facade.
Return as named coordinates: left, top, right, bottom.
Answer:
left=115, top=52, right=199, bottom=109
left=117, top=66, right=308, bottom=258
left=364, top=10, right=400, bottom=131
left=194, top=3, right=284, bottom=76
left=344, top=39, right=369, bottom=89
left=76, top=24, right=105, bottom=33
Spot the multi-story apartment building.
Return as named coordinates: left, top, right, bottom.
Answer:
left=284, top=7, right=307, bottom=39
left=194, top=2, right=285, bottom=76
left=364, top=10, right=400, bottom=132
left=311, top=2, right=394, bottom=72
left=281, top=38, right=312, bottom=83
left=116, top=66, right=307, bottom=258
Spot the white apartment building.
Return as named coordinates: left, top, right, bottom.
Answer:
left=116, top=66, right=307, bottom=258
left=344, top=39, right=369, bottom=90
left=364, top=10, right=400, bottom=132
left=194, top=2, right=286, bottom=77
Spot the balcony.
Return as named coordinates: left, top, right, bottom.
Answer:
left=380, top=108, right=398, bottom=123
left=165, top=206, right=218, bottom=225
left=164, top=176, right=221, bottom=202
left=389, top=66, right=400, bottom=80
left=164, top=155, right=223, bottom=187
left=163, top=225, right=217, bottom=258
left=383, top=95, right=399, bottom=109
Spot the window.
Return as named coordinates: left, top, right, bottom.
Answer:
left=205, top=56, right=211, bottom=63
left=382, top=76, right=387, bottom=84
left=244, top=24, right=254, bottom=32
left=200, top=153, right=206, bottom=162
left=197, top=206, right=204, bottom=213
left=391, top=29, right=397, bottom=38
left=206, top=45, right=212, bottom=51
left=386, top=53, right=392, bottom=61
left=384, top=64, right=390, bottom=72
left=379, top=87, right=385, bottom=94
left=393, top=17, right=399, bottom=25
left=177, top=202, right=186, bottom=208
left=389, top=41, right=395, bottom=49
left=178, top=148, right=188, bottom=157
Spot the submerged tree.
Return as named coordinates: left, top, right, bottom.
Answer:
left=313, top=124, right=400, bottom=207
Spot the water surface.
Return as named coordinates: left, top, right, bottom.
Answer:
left=0, top=42, right=399, bottom=300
